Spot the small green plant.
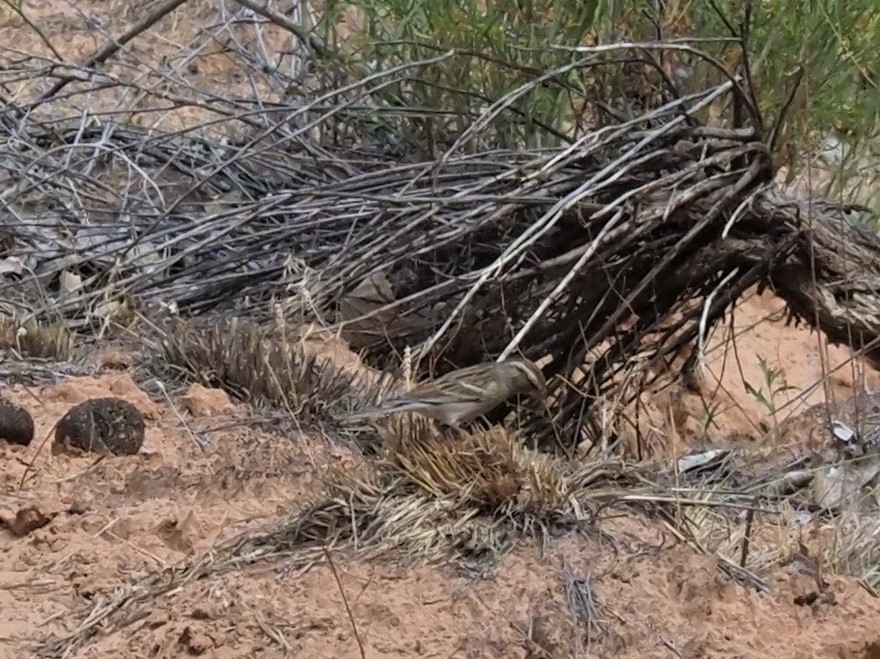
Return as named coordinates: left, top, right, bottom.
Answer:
left=744, top=355, right=799, bottom=439
left=699, top=397, right=723, bottom=439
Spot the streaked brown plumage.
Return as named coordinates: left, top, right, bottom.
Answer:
left=344, top=358, right=548, bottom=426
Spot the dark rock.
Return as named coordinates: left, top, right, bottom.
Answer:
left=0, top=397, right=35, bottom=446
left=54, top=397, right=145, bottom=456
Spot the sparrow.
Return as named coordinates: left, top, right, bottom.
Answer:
left=343, top=357, right=549, bottom=427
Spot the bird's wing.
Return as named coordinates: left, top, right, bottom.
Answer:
left=441, top=380, right=486, bottom=401
left=340, top=396, right=432, bottom=421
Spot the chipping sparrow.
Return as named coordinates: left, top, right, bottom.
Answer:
left=344, top=358, right=548, bottom=426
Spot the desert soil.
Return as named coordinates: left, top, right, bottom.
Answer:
left=2, top=290, right=880, bottom=659
left=3, top=2, right=880, bottom=657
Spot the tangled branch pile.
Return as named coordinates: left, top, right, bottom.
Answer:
left=1, top=4, right=878, bottom=450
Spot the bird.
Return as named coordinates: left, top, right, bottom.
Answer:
left=343, top=358, right=549, bottom=427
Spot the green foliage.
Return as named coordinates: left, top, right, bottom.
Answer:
left=315, top=0, right=880, bottom=183
left=689, top=0, right=880, bottom=173
left=315, top=0, right=620, bottom=150
left=744, top=354, right=798, bottom=438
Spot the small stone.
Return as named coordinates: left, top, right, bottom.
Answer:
left=54, top=397, right=145, bottom=456
left=66, top=500, right=90, bottom=515
left=178, top=626, right=214, bottom=655
left=98, top=349, right=133, bottom=371
left=2, top=506, right=52, bottom=537
left=181, top=384, right=234, bottom=417
left=0, top=397, right=34, bottom=446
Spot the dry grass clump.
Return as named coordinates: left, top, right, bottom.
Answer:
left=161, top=317, right=397, bottom=421
left=692, top=499, right=880, bottom=590
left=0, top=315, right=74, bottom=360
left=827, top=512, right=880, bottom=586
left=243, top=422, right=634, bottom=569
left=670, top=453, right=880, bottom=590
left=259, top=433, right=549, bottom=565
left=386, top=426, right=570, bottom=514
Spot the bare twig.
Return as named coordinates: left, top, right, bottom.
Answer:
left=738, top=495, right=759, bottom=568
left=18, top=417, right=63, bottom=489
left=36, top=0, right=192, bottom=103
left=322, top=546, right=367, bottom=659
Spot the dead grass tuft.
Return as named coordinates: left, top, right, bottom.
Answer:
left=673, top=449, right=880, bottom=590
left=692, top=498, right=880, bottom=590
left=161, top=317, right=397, bottom=421
left=825, top=512, right=880, bottom=586
left=249, top=424, right=581, bottom=567
left=386, top=425, right=569, bottom=514
left=0, top=315, right=75, bottom=360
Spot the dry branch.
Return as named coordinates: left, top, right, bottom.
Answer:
left=0, top=33, right=876, bottom=450
left=36, top=0, right=193, bottom=103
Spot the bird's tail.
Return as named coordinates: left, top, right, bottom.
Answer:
left=337, top=397, right=425, bottom=422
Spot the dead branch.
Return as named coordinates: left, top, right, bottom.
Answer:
left=0, top=34, right=876, bottom=452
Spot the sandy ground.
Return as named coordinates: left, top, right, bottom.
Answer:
left=3, top=3, right=880, bottom=657
left=2, top=291, right=880, bottom=658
